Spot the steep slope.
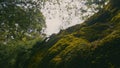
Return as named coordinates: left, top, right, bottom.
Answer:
left=25, top=0, right=120, bottom=68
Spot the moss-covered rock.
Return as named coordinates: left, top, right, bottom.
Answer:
left=26, top=0, right=120, bottom=68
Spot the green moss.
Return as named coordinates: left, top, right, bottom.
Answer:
left=26, top=1, right=120, bottom=68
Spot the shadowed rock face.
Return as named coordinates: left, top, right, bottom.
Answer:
left=110, top=0, right=120, bottom=8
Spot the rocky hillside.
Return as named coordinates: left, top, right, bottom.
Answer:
left=25, top=0, right=120, bottom=68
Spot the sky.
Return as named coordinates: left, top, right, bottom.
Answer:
left=41, top=0, right=97, bottom=36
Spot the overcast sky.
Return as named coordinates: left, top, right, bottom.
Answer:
left=41, top=0, right=96, bottom=36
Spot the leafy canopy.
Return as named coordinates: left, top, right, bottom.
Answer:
left=0, top=0, right=46, bottom=43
